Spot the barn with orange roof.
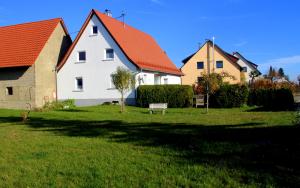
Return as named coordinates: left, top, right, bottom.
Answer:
left=0, top=18, right=71, bottom=109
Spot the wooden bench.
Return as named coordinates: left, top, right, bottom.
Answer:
left=194, top=95, right=205, bottom=108
left=149, top=103, right=168, bottom=115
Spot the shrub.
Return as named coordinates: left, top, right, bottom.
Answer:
left=248, top=88, right=294, bottom=110
left=136, top=85, right=193, bottom=108
left=251, top=78, right=297, bottom=92
left=43, top=99, right=76, bottom=111
left=210, top=84, right=249, bottom=108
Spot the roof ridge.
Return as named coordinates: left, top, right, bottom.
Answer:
left=93, top=9, right=152, bottom=38
left=0, top=18, right=62, bottom=29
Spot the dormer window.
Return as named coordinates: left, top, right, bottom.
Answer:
left=92, top=26, right=98, bottom=35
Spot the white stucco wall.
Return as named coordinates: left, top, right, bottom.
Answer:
left=236, top=59, right=256, bottom=83
left=136, top=71, right=181, bottom=86
left=57, top=15, right=181, bottom=106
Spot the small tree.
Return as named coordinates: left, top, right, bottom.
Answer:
left=198, top=72, right=235, bottom=113
left=111, top=67, right=136, bottom=113
left=278, top=68, right=285, bottom=78
left=249, top=70, right=261, bottom=86
left=266, top=66, right=277, bottom=82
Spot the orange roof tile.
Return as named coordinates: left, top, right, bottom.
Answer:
left=58, top=9, right=182, bottom=76
left=0, top=18, right=67, bottom=68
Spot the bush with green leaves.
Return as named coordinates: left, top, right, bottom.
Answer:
left=209, top=84, right=249, bottom=108
left=43, top=99, right=76, bottom=111
left=248, top=88, right=294, bottom=111
left=136, top=85, right=193, bottom=108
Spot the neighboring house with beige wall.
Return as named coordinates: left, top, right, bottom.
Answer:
left=0, top=18, right=71, bottom=109
left=181, top=40, right=243, bottom=85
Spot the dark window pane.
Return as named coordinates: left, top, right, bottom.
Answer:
left=242, top=67, right=247, bottom=72
left=106, top=49, right=114, bottom=59
left=77, top=78, right=83, bottom=90
left=6, top=87, right=13, bottom=95
left=92, top=26, right=98, bottom=34
left=197, top=62, right=204, bottom=69
left=79, top=52, right=86, bottom=61
left=216, top=61, right=223, bottom=68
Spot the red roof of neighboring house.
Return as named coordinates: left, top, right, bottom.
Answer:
left=58, top=9, right=182, bottom=76
left=224, top=52, right=240, bottom=65
left=0, top=18, right=68, bottom=68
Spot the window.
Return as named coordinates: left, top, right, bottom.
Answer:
left=105, top=49, right=114, bottom=60
left=197, top=62, right=204, bottom=69
left=164, top=78, right=168, bottom=85
left=78, top=51, right=86, bottom=62
left=216, top=61, right=223, bottom=68
left=242, top=67, right=247, bottom=72
left=6, top=87, right=13, bottom=95
left=75, top=77, right=83, bottom=91
left=92, top=26, right=98, bottom=35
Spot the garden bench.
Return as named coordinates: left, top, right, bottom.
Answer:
left=149, top=103, right=168, bottom=115
left=194, top=95, right=205, bottom=108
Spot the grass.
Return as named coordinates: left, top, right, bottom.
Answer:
left=0, top=105, right=299, bottom=187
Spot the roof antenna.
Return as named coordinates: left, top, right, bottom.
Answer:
left=116, top=11, right=126, bottom=28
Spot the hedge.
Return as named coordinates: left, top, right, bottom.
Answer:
left=209, top=84, right=249, bottom=108
left=136, top=85, right=193, bottom=108
left=248, top=88, right=294, bottom=110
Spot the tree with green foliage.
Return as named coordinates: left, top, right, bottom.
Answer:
left=249, top=70, right=261, bottom=85
left=267, top=66, right=277, bottom=82
left=111, top=67, right=136, bottom=113
left=198, top=72, right=235, bottom=113
left=278, top=68, right=285, bottom=78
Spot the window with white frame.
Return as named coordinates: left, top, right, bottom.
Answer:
left=92, top=26, right=98, bottom=35
left=78, top=51, right=86, bottom=62
left=75, top=77, right=83, bottom=91
left=105, top=49, right=114, bottom=60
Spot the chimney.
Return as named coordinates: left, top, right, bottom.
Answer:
left=104, top=9, right=112, bottom=17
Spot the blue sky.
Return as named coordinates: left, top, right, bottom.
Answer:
left=1, top=0, right=299, bottom=80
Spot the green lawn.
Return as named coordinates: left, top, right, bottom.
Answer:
left=0, top=106, right=299, bottom=187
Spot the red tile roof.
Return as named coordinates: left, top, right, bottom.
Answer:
left=0, top=18, right=67, bottom=68
left=58, top=9, right=182, bottom=76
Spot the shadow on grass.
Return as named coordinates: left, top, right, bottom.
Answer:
left=246, top=106, right=297, bottom=112
left=0, top=116, right=299, bottom=186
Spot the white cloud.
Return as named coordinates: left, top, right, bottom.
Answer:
left=261, top=55, right=300, bottom=68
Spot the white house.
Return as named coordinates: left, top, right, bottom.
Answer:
left=57, top=9, right=182, bottom=106
left=233, top=52, right=261, bottom=83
